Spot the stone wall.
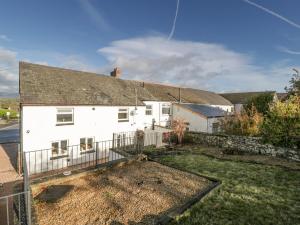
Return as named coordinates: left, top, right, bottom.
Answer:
left=187, top=132, right=300, bottom=162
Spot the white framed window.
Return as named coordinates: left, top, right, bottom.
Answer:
left=145, top=105, right=152, bottom=115
left=80, top=137, right=94, bottom=151
left=51, top=140, right=68, bottom=156
left=162, top=104, right=171, bottom=115
left=56, top=108, right=74, bottom=125
left=118, top=108, right=129, bottom=122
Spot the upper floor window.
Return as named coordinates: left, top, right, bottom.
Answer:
left=56, top=108, right=73, bottom=125
left=161, top=104, right=171, bottom=115
left=145, top=105, right=152, bottom=115
left=118, top=108, right=129, bottom=122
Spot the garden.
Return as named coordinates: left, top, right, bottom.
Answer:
left=31, top=158, right=212, bottom=225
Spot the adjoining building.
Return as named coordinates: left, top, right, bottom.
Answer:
left=173, top=103, right=228, bottom=133
left=220, top=91, right=277, bottom=113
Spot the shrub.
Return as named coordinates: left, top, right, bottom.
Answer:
left=172, top=118, right=187, bottom=144
left=261, top=95, right=300, bottom=148
left=0, top=109, right=18, bottom=119
left=182, top=132, right=194, bottom=144
left=220, top=106, right=263, bottom=136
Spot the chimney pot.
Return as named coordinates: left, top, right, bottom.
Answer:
left=111, top=67, right=121, bottom=78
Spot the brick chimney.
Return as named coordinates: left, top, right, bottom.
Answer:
left=110, top=67, right=121, bottom=78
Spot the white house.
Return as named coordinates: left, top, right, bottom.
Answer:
left=19, top=62, right=232, bottom=174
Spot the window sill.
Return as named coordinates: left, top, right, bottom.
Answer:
left=118, top=120, right=129, bottom=123
left=50, top=154, right=69, bottom=160
left=56, top=123, right=74, bottom=126
left=80, top=149, right=95, bottom=155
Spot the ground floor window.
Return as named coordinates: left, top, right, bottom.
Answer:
left=52, top=140, right=68, bottom=156
left=80, top=137, right=94, bottom=151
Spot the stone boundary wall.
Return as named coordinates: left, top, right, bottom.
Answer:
left=187, top=132, right=300, bottom=162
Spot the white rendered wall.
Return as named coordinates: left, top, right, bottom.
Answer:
left=172, top=105, right=223, bottom=133
left=172, top=105, right=209, bottom=132
left=22, top=105, right=147, bottom=152
left=142, top=101, right=172, bottom=127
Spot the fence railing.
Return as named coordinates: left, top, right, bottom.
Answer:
left=23, top=130, right=173, bottom=180
left=0, top=191, right=31, bottom=225
left=23, top=137, right=138, bottom=178
left=113, top=130, right=170, bottom=148
left=23, top=151, right=31, bottom=225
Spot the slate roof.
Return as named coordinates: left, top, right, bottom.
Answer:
left=19, top=62, right=232, bottom=106
left=220, top=91, right=276, bottom=104
left=178, top=103, right=228, bottom=118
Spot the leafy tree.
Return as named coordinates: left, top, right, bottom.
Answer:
left=244, top=93, right=274, bottom=115
left=261, top=95, right=300, bottom=148
left=220, top=106, right=263, bottom=136
left=285, top=69, right=300, bottom=97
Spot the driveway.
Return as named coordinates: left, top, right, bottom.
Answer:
left=0, top=124, right=19, bottom=143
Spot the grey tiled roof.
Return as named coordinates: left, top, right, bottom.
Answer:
left=179, top=103, right=228, bottom=118
left=19, top=62, right=232, bottom=106
left=220, top=91, right=275, bottom=104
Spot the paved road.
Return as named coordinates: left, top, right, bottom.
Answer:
left=0, top=124, right=19, bottom=143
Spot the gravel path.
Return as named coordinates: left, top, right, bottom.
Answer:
left=33, top=160, right=210, bottom=225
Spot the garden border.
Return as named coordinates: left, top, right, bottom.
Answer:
left=148, top=157, right=221, bottom=225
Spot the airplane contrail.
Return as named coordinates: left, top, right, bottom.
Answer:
left=243, top=0, right=300, bottom=29
left=168, top=0, right=180, bottom=40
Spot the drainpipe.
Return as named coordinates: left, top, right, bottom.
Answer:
left=159, top=103, right=161, bottom=126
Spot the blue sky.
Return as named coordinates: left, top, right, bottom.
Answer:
left=1, top=0, right=300, bottom=96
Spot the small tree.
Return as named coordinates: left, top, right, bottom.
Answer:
left=244, top=93, right=274, bottom=115
left=172, top=118, right=187, bottom=145
left=261, top=95, right=300, bottom=148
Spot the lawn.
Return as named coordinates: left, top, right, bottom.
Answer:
left=157, top=152, right=300, bottom=225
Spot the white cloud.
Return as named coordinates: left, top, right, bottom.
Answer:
left=98, top=36, right=294, bottom=92
left=0, top=35, right=11, bottom=42
left=0, top=47, right=19, bottom=93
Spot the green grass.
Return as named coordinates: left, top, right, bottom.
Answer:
left=158, top=154, right=300, bottom=225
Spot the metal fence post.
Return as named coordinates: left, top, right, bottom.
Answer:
left=27, top=191, right=32, bottom=225
left=95, top=142, right=99, bottom=167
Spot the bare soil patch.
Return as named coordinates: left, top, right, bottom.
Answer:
left=32, top=160, right=210, bottom=225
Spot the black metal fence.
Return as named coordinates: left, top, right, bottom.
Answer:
left=23, top=137, right=140, bottom=179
